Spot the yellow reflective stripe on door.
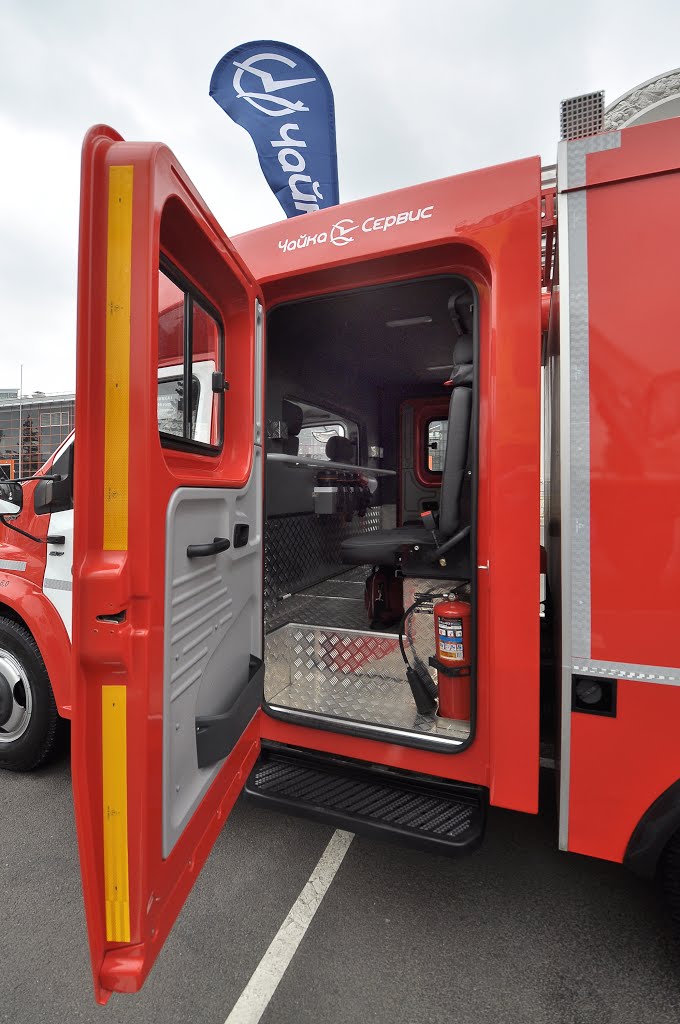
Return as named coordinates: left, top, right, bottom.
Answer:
left=102, top=685, right=131, bottom=942
left=103, top=165, right=133, bottom=552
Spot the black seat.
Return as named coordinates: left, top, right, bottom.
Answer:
left=341, top=325, right=473, bottom=570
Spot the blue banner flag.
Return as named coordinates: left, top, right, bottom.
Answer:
left=210, top=41, right=339, bottom=218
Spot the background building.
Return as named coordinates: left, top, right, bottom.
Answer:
left=0, top=391, right=75, bottom=479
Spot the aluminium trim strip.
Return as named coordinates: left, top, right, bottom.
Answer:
left=267, top=703, right=466, bottom=749
left=556, top=130, right=622, bottom=854
left=573, top=659, right=680, bottom=686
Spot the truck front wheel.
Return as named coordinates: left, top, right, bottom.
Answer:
left=0, top=617, right=62, bottom=771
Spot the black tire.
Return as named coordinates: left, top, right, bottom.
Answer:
left=661, top=828, right=680, bottom=935
left=0, top=616, right=62, bottom=771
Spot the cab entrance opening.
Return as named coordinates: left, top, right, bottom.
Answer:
left=263, top=274, right=477, bottom=749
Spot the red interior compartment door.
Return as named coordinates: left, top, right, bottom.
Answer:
left=72, top=126, right=264, bottom=1002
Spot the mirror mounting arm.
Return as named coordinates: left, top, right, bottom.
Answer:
left=0, top=514, right=63, bottom=546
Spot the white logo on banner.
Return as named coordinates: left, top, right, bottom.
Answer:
left=232, top=53, right=316, bottom=116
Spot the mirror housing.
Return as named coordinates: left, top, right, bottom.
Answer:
left=0, top=481, right=23, bottom=517
left=33, top=478, right=54, bottom=515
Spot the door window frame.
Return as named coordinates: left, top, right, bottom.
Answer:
left=158, top=254, right=225, bottom=455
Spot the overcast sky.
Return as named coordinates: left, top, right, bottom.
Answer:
left=1, top=0, right=679, bottom=395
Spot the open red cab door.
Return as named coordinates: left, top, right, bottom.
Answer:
left=72, top=126, right=265, bottom=1002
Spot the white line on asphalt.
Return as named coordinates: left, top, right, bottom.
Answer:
left=224, top=829, right=354, bottom=1024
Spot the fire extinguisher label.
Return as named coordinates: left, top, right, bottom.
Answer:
left=438, top=616, right=464, bottom=661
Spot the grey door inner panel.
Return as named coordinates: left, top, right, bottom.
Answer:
left=163, top=451, right=263, bottom=858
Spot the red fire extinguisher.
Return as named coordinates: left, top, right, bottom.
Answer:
left=433, top=593, right=471, bottom=721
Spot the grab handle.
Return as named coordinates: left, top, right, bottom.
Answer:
left=186, top=536, right=231, bottom=559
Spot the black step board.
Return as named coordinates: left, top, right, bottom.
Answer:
left=245, top=746, right=487, bottom=857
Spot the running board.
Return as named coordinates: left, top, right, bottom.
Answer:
left=245, top=745, right=487, bottom=857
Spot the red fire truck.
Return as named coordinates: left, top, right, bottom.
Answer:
left=1, top=77, right=680, bottom=1003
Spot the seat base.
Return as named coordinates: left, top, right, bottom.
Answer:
left=340, top=525, right=433, bottom=567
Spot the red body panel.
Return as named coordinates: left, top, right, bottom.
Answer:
left=588, top=170, right=680, bottom=666
left=570, top=681, right=680, bottom=862
left=0, top=481, right=50, bottom=590
left=565, top=116, right=680, bottom=861
left=0, top=571, right=72, bottom=715
left=0, top=472, right=73, bottom=715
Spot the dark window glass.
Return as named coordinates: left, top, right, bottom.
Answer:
left=157, top=262, right=223, bottom=450
left=426, top=418, right=448, bottom=474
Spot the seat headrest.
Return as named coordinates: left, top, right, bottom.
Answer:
left=325, top=435, right=354, bottom=463
left=453, top=334, right=473, bottom=365
left=282, top=399, right=303, bottom=437
left=447, top=334, right=473, bottom=387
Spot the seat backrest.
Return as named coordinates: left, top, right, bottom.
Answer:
left=438, top=335, right=473, bottom=538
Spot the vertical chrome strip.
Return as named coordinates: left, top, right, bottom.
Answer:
left=566, top=189, right=591, bottom=660
left=556, top=131, right=621, bottom=852
left=254, top=299, right=264, bottom=446
left=557, top=148, right=574, bottom=849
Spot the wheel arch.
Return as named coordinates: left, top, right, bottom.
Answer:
left=0, top=582, right=72, bottom=719
left=624, top=779, right=680, bottom=878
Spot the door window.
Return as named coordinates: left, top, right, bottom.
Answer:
left=157, top=261, right=224, bottom=450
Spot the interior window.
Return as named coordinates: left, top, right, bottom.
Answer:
left=157, top=260, right=224, bottom=450
left=297, top=423, right=346, bottom=460
left=427, top=418, right=448, bottom=473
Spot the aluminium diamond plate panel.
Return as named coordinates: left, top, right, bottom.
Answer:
left=264, top=622, right=469, bottom=741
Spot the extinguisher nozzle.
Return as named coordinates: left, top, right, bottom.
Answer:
left=414, top=659, right=438, bottom=700
left=406, top=666, right=437, bottom=715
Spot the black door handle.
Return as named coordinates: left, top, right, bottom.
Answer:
left=187, top=536, right=231, bottom=559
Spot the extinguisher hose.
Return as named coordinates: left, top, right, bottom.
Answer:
left=398, top=598, right=427, bottom=666
left=399, top=596, right=439, bottom=713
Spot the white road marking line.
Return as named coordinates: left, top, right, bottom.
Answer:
left=224, top=829, right=354, bottom=1024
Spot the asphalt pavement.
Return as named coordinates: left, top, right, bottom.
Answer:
left=2, top=747, right=680, bottom=1024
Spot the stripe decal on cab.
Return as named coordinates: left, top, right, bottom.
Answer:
left=103, top=164, right=133, bottom=552
left=102, top=685, right=131, bottom=943
left=101, top=165, right=133, bottom=944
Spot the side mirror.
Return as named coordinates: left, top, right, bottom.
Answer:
left=0, top=481, right=23, bottom=517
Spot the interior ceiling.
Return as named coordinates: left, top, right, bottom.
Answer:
left=269, top=277, right=472, bottom=384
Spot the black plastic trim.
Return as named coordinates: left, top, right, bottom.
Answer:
left=186, top=536, right=231, bottom=559
left=624, top=778, right=680, bottom=878
left=246, top=742, right=487, bottom=857
left=195, top=655, right=264, bottom=769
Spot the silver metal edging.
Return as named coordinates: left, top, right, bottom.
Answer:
left=254, top=299, right=263, bottom=446
left=557, top=165, right=574, bottom=852
left=266, top=705, right=466, bottom=750
left=573, top=659, right=680, bottom=686
left=556, top=130, right=622, bottom=853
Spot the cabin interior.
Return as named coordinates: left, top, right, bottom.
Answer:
left=263, top=274, right=477, bottom=749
